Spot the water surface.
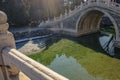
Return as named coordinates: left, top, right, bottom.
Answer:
left=47, top=54, right=105, bottom=80
left=29, top=35, right=120, bottom=80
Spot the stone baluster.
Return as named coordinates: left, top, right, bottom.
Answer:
left=54, top=16, right=56, bottom=21
left=60, top=22, right=63, bottom=30
left=107, top=0, right=110, bottom=7
left=87, top=0, right=91, bottom=4
left=60, top=14, right=63, bottom=18
left=96, top=0, right=100, bottom=6
left=69, top=9, right=72, bottom=13
left=0, top=11, right=20, bottom=80
left=47, top=18, right=50, bottom=23
left=65, top=9, right=67, bottom=16
left=80, top=2, right=83, bottom=9
left=74, top=6, right=77, bottom=10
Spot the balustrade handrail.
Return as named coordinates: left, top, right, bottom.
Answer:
left=110, top=2, right=120, bottom=7
left=82, top=1, right=120, bottom=11
left=2, top=47, right=69, bottom=80
left=42, top=1, right=120, bottom=25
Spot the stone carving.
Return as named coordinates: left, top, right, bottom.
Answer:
left=0, top=11, right=20, bottom=78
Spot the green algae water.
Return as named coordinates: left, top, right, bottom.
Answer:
left=29, top=34, right=120, bottom=80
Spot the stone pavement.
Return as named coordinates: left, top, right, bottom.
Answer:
left=11, top=71, right=30, bottom=80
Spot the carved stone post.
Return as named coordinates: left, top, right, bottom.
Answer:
left=65, top=9, right=67, bottom=16
left=69, top=9, right=72, bottom=13
left=0, top=11, right=19, bottom=79
left=54, top=16, right=56, bottom=21
left=107, top=0, right=110, bottom=7
left=80, top=2, right=83, bottom=9
left=60, top=14, right=63, bottom=18
left=74, top=6, right=77, bottom=10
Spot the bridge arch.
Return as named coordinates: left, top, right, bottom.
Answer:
left=76, top=8, right=119, bottom=40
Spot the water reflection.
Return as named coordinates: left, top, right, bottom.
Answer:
left=99, top=33, right=115, bottom=56
left=16, top=38, right=47, bottom=49
left=29, top=35, right=120, bottom=80
left=47, top=54, right=105, bottom=80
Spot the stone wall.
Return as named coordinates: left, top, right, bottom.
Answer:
left=13, top=29, right=53, bottom=40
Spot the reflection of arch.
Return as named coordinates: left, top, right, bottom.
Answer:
left=76, top=8, right=119, bottom=40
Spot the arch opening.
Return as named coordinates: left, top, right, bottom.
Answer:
left=76, top=10, right=120, bottom=56
left=77, top=10, right=104, bottom=35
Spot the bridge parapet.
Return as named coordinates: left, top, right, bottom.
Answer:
left=80, top=0, right=120, bottom=14
left=2, top=47, right=69, bottom=80
left=39, top=0, right=120, bottom=29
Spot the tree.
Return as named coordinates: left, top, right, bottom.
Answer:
left=0, top=0, right=84, bottom=27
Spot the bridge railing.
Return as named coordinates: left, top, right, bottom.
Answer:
left=80, top=0, right=120, bottom=13
left=39, top=0, right=120, bottom=26
left=0, top=11, right=69, bottom=80
left=2, top=47, right=69, bottom=80
left=109, top=2, right=120, bottom=10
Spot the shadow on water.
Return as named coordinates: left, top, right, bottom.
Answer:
left=66, top=32, right=105, bottom=53
left=16, top=37, right=50, bottom=49
left=16, top=41, right=28, bottom=49
left=16, top=33, right=104, bottom=53
left=62, top=33, right=120, bottom=58
left=43, top=33, right=117, bottom=58
left=48, top=26, right=119, bottom=58
left=17, top=29, right=119, bottom=58
left=46, top=32, right=106, bottom=54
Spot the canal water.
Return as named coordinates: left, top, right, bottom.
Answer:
left=15, top=25, right=120, bottom=80
left=27, top=31, right=120, bottom=80
left=47, top=54, right=102, bottom=80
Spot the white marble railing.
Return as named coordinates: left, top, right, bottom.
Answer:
left=2, top=47, right=69, bottom=80
left=39, top=0, right=120, bottom=26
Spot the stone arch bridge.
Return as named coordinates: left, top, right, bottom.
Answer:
left=42, top=0, right=120, bottom=48
left=0, top=0, right=120, bottom=80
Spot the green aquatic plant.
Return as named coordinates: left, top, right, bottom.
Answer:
left=29, top=39, right=120, bottom=80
